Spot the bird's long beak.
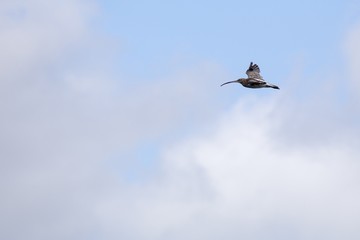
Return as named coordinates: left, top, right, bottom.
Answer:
left=220, top=80, right=238, bottom=87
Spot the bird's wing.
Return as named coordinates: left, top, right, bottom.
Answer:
left=248, top=78, right=265, bottom=84
left=247, top=78, right=266, bottom=87
left=246, top=62, right=263, bottom=80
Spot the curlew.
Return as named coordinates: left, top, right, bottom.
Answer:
left=221, top=62, right=279, bottom=90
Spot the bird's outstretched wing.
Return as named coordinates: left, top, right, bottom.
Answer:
left=246, top=62, right=263, bottom=80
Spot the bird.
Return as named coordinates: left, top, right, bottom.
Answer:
left=221, top=62, right=279, bottom=90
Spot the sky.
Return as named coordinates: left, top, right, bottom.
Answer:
left=1, top=0, right=360, bottom=239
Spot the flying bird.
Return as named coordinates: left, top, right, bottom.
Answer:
left=221, top=62, right=279, bottom=90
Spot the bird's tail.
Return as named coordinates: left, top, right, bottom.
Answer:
left=266, top=83, right=280, bottom=90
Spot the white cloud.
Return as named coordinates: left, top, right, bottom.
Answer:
left=1, top=1, right=360, bottom=240
left=156, top=99, right=360, bottom=240
left=0, top=1, right=223, bottom=239
left=0, top=0, right=96, bottom=79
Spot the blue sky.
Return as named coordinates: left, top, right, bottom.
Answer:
left=1, top=0, right=360, bottom=239
left=100, top=0, right=356, bottom=82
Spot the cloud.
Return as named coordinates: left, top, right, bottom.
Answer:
left=156, top=99, right=360, bottom=240
left=0, top=1, right=223, bottom=239
left=1, top=1, right=360, bottom=240
left=0, top=0, right=96, bottom=78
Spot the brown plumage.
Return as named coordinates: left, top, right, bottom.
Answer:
left=221, top=62, right=279, bottom=90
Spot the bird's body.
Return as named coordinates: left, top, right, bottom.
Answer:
left=221, top=62, right=279, bottom=90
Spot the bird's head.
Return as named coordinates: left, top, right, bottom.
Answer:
left=237, top=78, right=247, bottom=84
